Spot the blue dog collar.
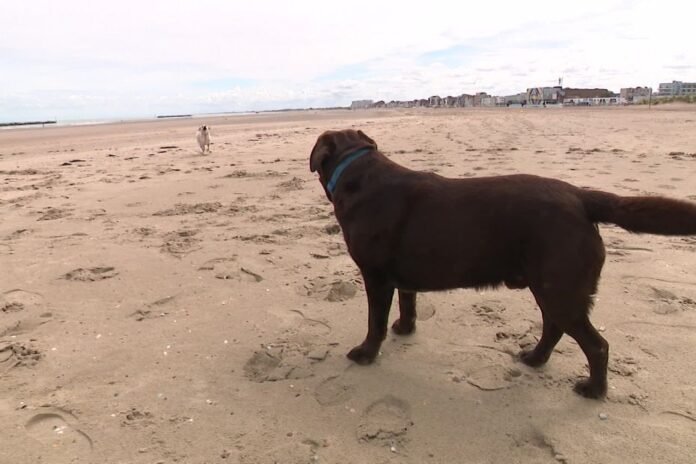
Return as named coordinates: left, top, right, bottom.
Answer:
left=326, top=148, right=371, bottom=196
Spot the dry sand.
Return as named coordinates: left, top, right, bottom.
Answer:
left=1, top=106, right=695, bottom=463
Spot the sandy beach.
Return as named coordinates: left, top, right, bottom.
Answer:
left=1, top=106, right=695, bottom=464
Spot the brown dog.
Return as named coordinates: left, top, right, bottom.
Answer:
left=310, top=129, right=696, bottom=399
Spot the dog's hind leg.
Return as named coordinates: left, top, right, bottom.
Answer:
left=528, top=288, right=608, bottom=398
left=519, top=301, right=563, bottom=367
left=347, top=273, right=394, bottom=365
left=392, top=290, right=416, bottom=335
left=564, top=314, right=609, bottom=398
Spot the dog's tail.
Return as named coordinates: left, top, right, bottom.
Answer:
left=580, top=189, right=696, bottom=235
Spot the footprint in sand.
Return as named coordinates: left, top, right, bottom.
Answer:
left=161, top=229, right=202, bottom=256
left=37, top=207, right=72, bottom=221
left=416, top=297, right=436, bottom=321
left=234, top=233, right=277, bottom=245
left=511, top=427, right=566, bottom=463
left=199, top=257, right=264, bottom=283
left=608, top=354, right=640, bottom=377
left=470, top=300, right=507, bottom=326
left=0, top=314, right=52, bottom=338
left=495, top=322, right=539, bottom=353
left=650, top=286, right=696, bottom=315
left=62, top=267, right=118, bottom=282
left=218, top=267, right=263, bottom=283
left=0, top=289, right=52, bottom=338
left=1, top=343, right=42, bottom=372
left=357, top=395, right=413, bottom=445
left=300, top=277, right=358, bottom=302
left=324, top=223, right=341, bottom=235
left=120, top=407, right=155, bottom=427
left=325, top=281, right=357, bottom=302
left=322, top=242, right=347, bottom=257
left=153, top=202, right=222, bottom=216
left=0, top=289, right=45, bottom=313
left=130, top=295, right=176, bottom=321
left=671, top=236, right=696, bottom=252
left=131, top=227, right=157, bottom=239
left=244, top=350, right=283, bottom=382
left=276, top=176, right=305, bottom=191
left=605, top=237, right=653, bottom=257
left=25, top=409, right=93, bottom=459
left=448, top=348, right=521, bottom=392
left=244, top=340, right=330, bottom=383
left=462, top=364, right=522, bottom=391
left=315, top=376, right=355, bottom=406
left=0, top=301, right=23, bottom=313
left=0, top=243, right=12, bottom=255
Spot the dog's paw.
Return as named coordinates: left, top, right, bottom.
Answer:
left=391, top=319, right=416, bottom=336
left=573, top=378, right=607, bottom=399
left=347, top=345, right=378, bottom=365
left=518, top=349, right=548, bottom=368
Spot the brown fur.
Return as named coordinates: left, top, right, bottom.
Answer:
left=310, top=129, right=696, bottom=398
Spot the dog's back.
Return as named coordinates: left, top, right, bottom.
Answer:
left=334, top=159, right=592, bottom=291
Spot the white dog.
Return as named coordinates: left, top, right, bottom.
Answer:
left=196, top=125, right=211, bottom=153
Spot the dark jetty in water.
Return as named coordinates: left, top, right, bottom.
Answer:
left=0, top=120, right=57, bottom=127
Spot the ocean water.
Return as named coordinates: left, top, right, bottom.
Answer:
left=0, top=112, right=256, bottom=130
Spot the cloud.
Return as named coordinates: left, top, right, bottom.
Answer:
left=1, top=0, right=695, bottom=121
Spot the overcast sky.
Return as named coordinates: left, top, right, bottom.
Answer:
left=1, top=0, right=694, bottom=122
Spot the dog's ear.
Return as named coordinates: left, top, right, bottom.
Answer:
left=357, top=130, right=377, bottom=149
left=310, top=133, right=335, bottom=173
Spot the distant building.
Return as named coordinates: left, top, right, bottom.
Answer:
left=563, top=88, right=614, bottom=99
left=443, top=96, right=458, bottom=107
left=620, top=87, right=652, bottom=104
left=355, top=83, right=642, bottom=110
left=526, top=86, right=564, bottom=105
left=591, top=96, right=620, bottom=105
left=473, top=92, right=490, bottom=106
left=658, top=81, right=696, bottom=96
left=504, top=92, right=527, bottom=106
left=429, top=96, right=443, bottom=107
left=385, top=100, right=416, bottom=108
left=350, top=100, right=373, bottom=110
left=457, top=94, right=474, bottom=107
left=563, top=88, right=617, bottom=105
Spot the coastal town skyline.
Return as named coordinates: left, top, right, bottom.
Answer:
left=4, top=79, right=693, bottom=127
left=349, top=80, right=696, bottom=110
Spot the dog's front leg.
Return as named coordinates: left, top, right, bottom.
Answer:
left=347, top=273, right=394, bottom=365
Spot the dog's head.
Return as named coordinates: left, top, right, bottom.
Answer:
left=309, top=129, right=377, bottom=199
left=199, top=125, right=209, bottom=133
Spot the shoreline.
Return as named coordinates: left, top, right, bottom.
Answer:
left=1, top=103, right=689, bottom=139
left=0, top=108, right=351, bottom=132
